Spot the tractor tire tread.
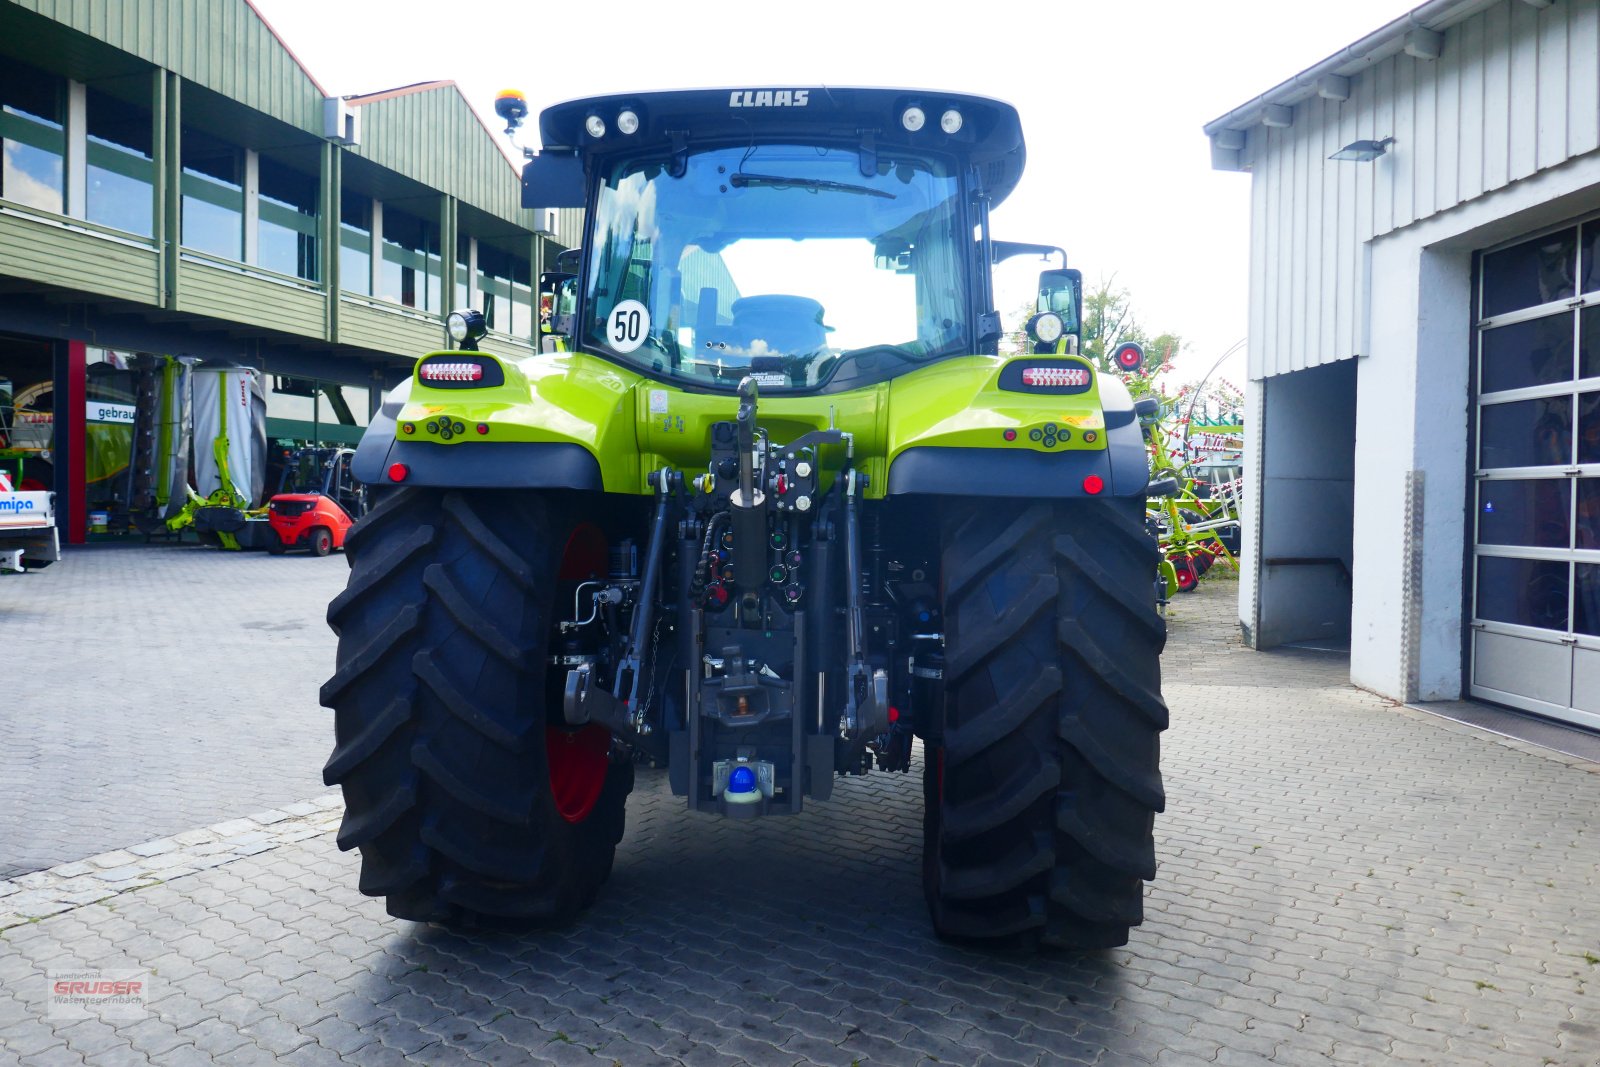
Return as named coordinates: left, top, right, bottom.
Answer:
left=926, top=496, right=1166, bottom=951
left=321, top=487, right=629, bottom=929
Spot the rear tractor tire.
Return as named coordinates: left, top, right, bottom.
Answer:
left=320, top=488, right=631, bottom=928
left=924, top=497, right=1167, bottom=950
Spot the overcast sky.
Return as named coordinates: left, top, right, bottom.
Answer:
left=253, top=0, right=1420, bottom=387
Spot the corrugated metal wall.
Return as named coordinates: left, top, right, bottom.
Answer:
left=349, top=87, right=540, bottom=233
left=12, top=0, right=570, bottom=244
left=10, top=0, right=324, bottom=132
left=1245, top=0, right=1600, bottom=379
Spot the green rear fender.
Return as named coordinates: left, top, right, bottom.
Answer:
left=353, top=351, right=641, bottom=492
left=354, top=350, right=1148, bottom=499
left=884, top=356, right=1150, bottom=499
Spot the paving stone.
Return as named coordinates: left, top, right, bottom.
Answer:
left=2, top=571, right=1597, bottom=1067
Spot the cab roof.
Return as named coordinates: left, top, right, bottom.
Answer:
left=537, top=87, right=1027, bottom=205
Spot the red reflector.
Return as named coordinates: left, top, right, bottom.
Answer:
left=888, top=706, right=900, bottom=723
left=1022, top=366, right=1089, bottom=388
left=420, top=361, right=484, bottom=382
left=1002, top=429, right=1017, bottom=442
left=476, top=423, right=489, bottom=435
left=1083, top=475, right=1104, bottom=495
left=388, top=463, right=409, bottom=482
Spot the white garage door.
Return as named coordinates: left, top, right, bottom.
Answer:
left=1471, top=221, right=1600, bottom=730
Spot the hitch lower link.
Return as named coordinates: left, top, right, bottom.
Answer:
left=562, top=466, right=679, bottom=740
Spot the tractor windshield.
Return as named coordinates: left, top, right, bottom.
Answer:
left=582, top=143, right=970, bottom=392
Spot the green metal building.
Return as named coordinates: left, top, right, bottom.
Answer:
left=0, top=0, right=575, bottom=543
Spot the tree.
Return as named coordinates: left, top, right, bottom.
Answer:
left=1081, top=276, right=1183, bottom=381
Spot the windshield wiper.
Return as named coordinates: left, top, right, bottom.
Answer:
left=728, top=173, right=897, bottom=200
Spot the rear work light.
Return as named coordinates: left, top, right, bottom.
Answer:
left=419, top=362, right=484, bottom=383
left=1021, top=366, right=1089, bottom=388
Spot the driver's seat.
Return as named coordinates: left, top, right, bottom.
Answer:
left=729, top=295, right=832, bottom=357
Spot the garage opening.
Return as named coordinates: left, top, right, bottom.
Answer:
left=1255, top=359, right=1358, bottom=650
left=1470, top=221, right=1600, bottom=730
left=0, top=332, right=56, bottom=495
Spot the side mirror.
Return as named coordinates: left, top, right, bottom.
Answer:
left=539, top=272, right=578, bottom=343
left=1036, top=268, right=1082, bottom=337
left=520, top=153, right=584, bottom=209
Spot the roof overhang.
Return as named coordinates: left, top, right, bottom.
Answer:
left=1203, top=0, right=1512, bottom=170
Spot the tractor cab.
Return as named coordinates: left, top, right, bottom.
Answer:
left=514, top=88, right=1037, bottom=392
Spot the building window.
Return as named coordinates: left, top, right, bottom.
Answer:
left=477, top=243, right=512, bottom=334
left=181, top=131, right=244, bottom=261
left=380, top=207, right=441, bottom=312
left=476, top=243, right=532, bottom=337
left=456, top=235, right=470, bottom=312
left=258, top=157, right=318, bottom=281
left=268, top=375, right=370, bottom=450
left=84, top=347, right=137, bottom=515
left=0, top=60, right=66, bottom=214
left=511, top=255, right=533, bottom=337
left=340, top=192, right=372, bottom=295
left=85, top=87, right=154, bottom=238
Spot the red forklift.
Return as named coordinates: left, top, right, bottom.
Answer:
left=265, top=447, right=366, bottom=556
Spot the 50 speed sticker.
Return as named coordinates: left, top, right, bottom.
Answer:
left=606, top=300, right=650, bottom=354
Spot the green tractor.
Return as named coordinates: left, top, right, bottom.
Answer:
left=322, top=87, right=1167, bottom=950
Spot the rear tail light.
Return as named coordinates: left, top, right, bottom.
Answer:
left=388, top=463, right=409, bottom=482
left=999, top=359, right=1094, bottom=394
left=416, top=356, right=503, bottom=388
left=1082, top=475, right=1104, bottom=495
left=1022, top=366, right=1089, bottom=388
left=419, top=362, right=484, bottom=383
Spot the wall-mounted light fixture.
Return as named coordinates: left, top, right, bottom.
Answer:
left=1330, top=137, right=1395, bottom=162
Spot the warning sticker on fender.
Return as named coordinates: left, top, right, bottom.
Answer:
left=649, top=389, right=668, bottom=414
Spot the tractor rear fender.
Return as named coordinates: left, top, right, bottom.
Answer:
left=884, top=358, right=1149, bottom=499
left=351, top=351, right=636, bottom=491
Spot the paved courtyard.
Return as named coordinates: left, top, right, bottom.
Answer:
left=0, top=546, right=343, bottom=877
left=2, top=554, right=1598, bottom=1065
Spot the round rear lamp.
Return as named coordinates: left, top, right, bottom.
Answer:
left=1082, top=475, right=1104, bottom=495
left=616, top=109, right=640, bottom=135
left=388, top=463, right=410, bottom=482
left=1114, top=342, right=1147, bottom=371
left=901, top=106, right=926, bottom=132
left=584, top=114, right=607, bottom=138
left=940, top=108, right=964, bottom=134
